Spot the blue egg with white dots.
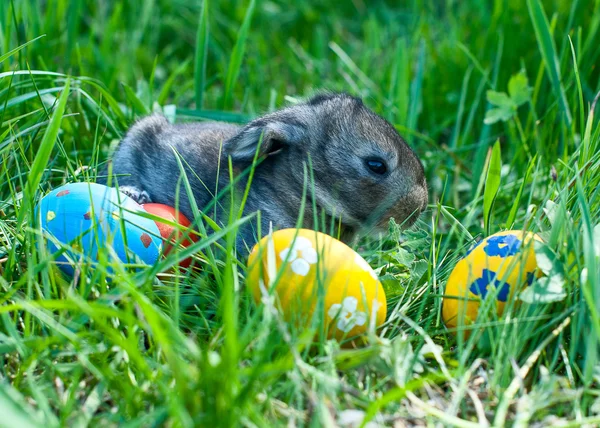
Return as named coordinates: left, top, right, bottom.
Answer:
left=37, top=183, right=162, bottom=276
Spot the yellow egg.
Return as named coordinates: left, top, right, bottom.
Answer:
left=442, top=230, right=543, bottom=331
left=247, top=229, right=387, bottom=342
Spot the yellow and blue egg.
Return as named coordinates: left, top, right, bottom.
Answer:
left=442, top=230, right=543, bottom=331
left=37, top=183, right=162, bottom=276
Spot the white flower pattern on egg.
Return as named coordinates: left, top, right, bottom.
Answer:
left=279, top=236, right=318, bottom=276
left=327, top=297, right=368, bottom=333
left=354, top=253, right=378, bottom=281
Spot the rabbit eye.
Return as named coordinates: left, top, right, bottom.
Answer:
left=366, top=159, right=387, bottom=175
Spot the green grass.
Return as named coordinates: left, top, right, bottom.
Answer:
left=1, top=0, right=600, bottom=425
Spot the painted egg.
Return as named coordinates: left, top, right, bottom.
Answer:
left=37, top=183, right=162, bottom=276
left=442, top=230, right=543, bottom=331
left=142, top=203, right=197, bottom=268
left=246, top=229, right=387, bottom=343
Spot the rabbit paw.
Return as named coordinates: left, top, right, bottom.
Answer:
left=119, top=185, right=151, bottom=204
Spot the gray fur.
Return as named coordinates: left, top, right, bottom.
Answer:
left=103, top=93, right=428, bottom=251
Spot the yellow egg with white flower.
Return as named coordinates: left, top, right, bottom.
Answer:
left=246, top=229, right=387, bottom=343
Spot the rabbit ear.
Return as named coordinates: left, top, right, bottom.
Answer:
left=224, top=118, right=307, bottom=163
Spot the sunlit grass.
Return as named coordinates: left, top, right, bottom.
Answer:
left=1, top=0, right=599, bottom=425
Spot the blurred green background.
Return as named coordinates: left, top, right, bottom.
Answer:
left=2, top=0, right=599, bottom=212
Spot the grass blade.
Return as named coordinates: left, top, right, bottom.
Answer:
left=18, top=78, right=70, bottom=225
left=176, top=107, right=253, bottom=123
left=388, top=38, right=409, bottom=125
left=472, top=33, right=503, bottom=197
left=506, top=154, right=537, bottom=228
left=568, top=36, right=584, bottom=141
left=194, top=0, right=209, bottom=109
left=122, top=83, right=150, bottom=115
left=0, top=34, right=45, bottom=65
left=576, top=178, right=600, bottom=383
left=526, top=0, right=572, bottom=126
left=223, top=0, right=256, bottom=109
left=157, top=59, right=191, bottom=105
left=483, top=139, right=502, bottom=235
left=0, top=383, right=43, bottom=428
left=407, top=41, right=425, bottom=141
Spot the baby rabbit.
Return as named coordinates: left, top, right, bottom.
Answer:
left=104, top=93, right=428, bottom=250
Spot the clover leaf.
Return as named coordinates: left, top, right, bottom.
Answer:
left=484, top=71, right=531, bottom=125
left=508, top=71, right=531, bottom=107
left=520, top=241, right=567, bottom=303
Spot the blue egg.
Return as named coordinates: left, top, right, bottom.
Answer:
left=37, top=183, right=162, bottom=276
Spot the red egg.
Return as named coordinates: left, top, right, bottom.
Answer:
left=142, top=203, right=197, bottom=268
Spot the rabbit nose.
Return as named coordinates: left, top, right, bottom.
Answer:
left=375, top=185, right=427, bottom=229
left=399, top=184, right=428, bottom=224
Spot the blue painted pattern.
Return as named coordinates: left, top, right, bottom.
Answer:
left=469, top=268, right=510, bottom=301
left=483, top=234, right=522, bottom=257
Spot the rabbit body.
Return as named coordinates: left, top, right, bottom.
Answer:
left=105, top=93, right=428, bottom=250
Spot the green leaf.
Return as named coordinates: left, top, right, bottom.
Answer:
left=534, top=242, right=557, bottom=275
left=380, top=275, right=405, bottom=297
left=526, top=0, right=572, bottom=125
left=484, top=107, right=514, bottom=125
left=520, top=276, right=566, bottom=303
left=508, top=71, right=530, bottom=106
left=486, top=90, right=514, bottom=109
left=542, top=200, right=560, bottom=227
left=521, top=242, right=567, bottom=303
left=410, top=259, right=429, bottom=284
left=484, top=90, right=516, bottom=124
left=391, top=247, right=415, bottom=267
left=519, top=241, right=567, bottom=303
left=483, top=140, right=502, bottom=234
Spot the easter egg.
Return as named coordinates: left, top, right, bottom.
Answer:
left=247, top=229, right=387, bottom=343
left=442, top=230, right=543, bottom=331
left=37, top=183, right=163, bottom=276
left=141, top=203, right=197, bottom=268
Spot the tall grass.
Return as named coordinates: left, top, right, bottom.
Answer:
left=1, top=0, right=599, bottom=425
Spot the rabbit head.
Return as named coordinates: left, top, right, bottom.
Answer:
left=224, top=93, right=428, bottom=236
